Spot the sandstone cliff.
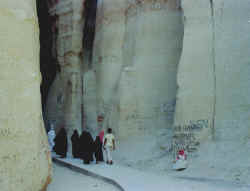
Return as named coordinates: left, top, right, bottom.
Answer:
left=46, top=0, right=85, bottom=156
left=0, top=0, right=51, bottom=190
left=174, top=0, right=250, bottom=153
left=172, top=0, right=250, bottom=183
left=43, top=1, right=250, bottom=182
left=93, top=0, right=183, bottom=139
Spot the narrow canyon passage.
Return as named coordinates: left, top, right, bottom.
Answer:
left=1, top=0, right=250, bottom=190
left=40, top=0, right=184, bottom=158
left=38, top=0, right=250, bottom=170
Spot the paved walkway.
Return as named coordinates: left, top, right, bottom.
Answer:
left=52, top=155, right=249, bottom=191
left=48, top=163, right=120, bottom=191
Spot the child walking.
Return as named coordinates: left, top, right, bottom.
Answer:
left=103, top=128, right=115, bottom=165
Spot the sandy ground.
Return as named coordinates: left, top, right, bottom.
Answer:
left=113, top=134, right=250, bottom=186
left=48, top=130, right=250, bottom=191
left=47, top=163, right=119, bottom=191
left=52, top=156, right=250, bottom=191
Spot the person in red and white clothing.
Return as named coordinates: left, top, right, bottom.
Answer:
left=173, top=149, right=188, bottom=171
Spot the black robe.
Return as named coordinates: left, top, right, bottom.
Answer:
left=71, top=130, right=80, bottom=158
left=79, top=131, right=94, bottom=164
left=54, top=127, right=67, bottom=158
left=94, top=136, right=104, bottom=162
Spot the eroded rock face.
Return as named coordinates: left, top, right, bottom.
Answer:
left=174, top=0, right=250, bottom=154
left=83, top=70, right=99, bottom=137
left=0, top=0, right=51, bottom=190
left=212, top=0, right=250, bottom=143
left=44, top=0, right=250, bottom=164
left=46, top=0, right=84, bottom=156
left=173, top=0, right=215, bottom=153
left=93, top=0, right=183, bottom=139
left=93, top=0, right=126, bottom=136
left=124, top=0, right=183, bottom=137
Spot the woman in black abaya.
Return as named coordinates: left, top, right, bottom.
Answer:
left=54, top=127, right=67, bottom=158
left=79, top=131, right=94, bottom=164
left=94, top=136, right=104, bottom=163
left=71, top=130, right=80, bottom=158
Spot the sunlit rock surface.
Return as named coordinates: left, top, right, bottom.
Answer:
left=93, top=0, right=183, bottom=139
left=93, top=0, right=126, bottom=137
left=173, top=0, right=215, bottom=153
left=45, top=0, right=250, bottom=168
left=174, top=0, right=250, bottom=155
left=0, top=0, right=51, bottom=190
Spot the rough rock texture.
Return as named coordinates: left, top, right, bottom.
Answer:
left=173, top=0, right=215, bottom=153
left=93, top=0, right=126, bottom=137
left=174, top=0, right=250, bottom=159
left=46, top=0, right=85, bottom=156
left=43, top=1, right=250, bottom=180
left=212, top=0, right=250, bottom=143
left=83, top=70, right=99, bottom=137
left=93, top=0, right=183, bottom=139
left=0, top=0, right=51, bottom=190
left=123, top=0, right=183, bottom=137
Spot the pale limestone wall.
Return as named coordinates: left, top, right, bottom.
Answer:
left=83, top=70, right=98, bottom=137
left=46, top=0, right=250, bottom=157
left=46, top=0, right=84, bottom=156
left=0, top=0, right=51, bottom=190
left=93, top=0, right=183, bottom=139
left=213, top=0, right=250, bottom=143
left=123, top=0, right=183, bottom=137
left=173, top=0, right=214, bottom=152
left=174, top=0, right=250, bottom=153
left=93, top=0, right=126, bottom=135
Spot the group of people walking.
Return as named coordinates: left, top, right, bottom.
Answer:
left=48, top=126, right=115, bottom=165
left=71, top=129, right=104, bottom=164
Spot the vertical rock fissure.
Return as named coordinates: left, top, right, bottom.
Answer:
left=210, top=0, right=216, bottom=140
left=36, top=0, right=58, bottom=119
left=82, top=0, right=98, bottom=68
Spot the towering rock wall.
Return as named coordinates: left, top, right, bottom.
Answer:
left=173, top=0, right=215, bottom=153
left=174, top=0, right=250, bottom=154
left=0, top=0, right=51, bottom=190
left=83, top=70, right=99, bottom=137
left=44, top=0, right=250, bottom=163
left=93, top=0, right=126, bottom=136
left=93, top=0, right=183, bottom=139
left=124, top=0, right=183, bottom=137
left=213, top=0, right=250, bottom=143
left=46, top=0, right=84, bottom=156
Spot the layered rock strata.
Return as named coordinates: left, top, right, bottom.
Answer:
left=0, top=0, right=51, bottom=190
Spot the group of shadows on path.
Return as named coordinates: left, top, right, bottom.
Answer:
left=53, top=128, right=104, bottom=164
